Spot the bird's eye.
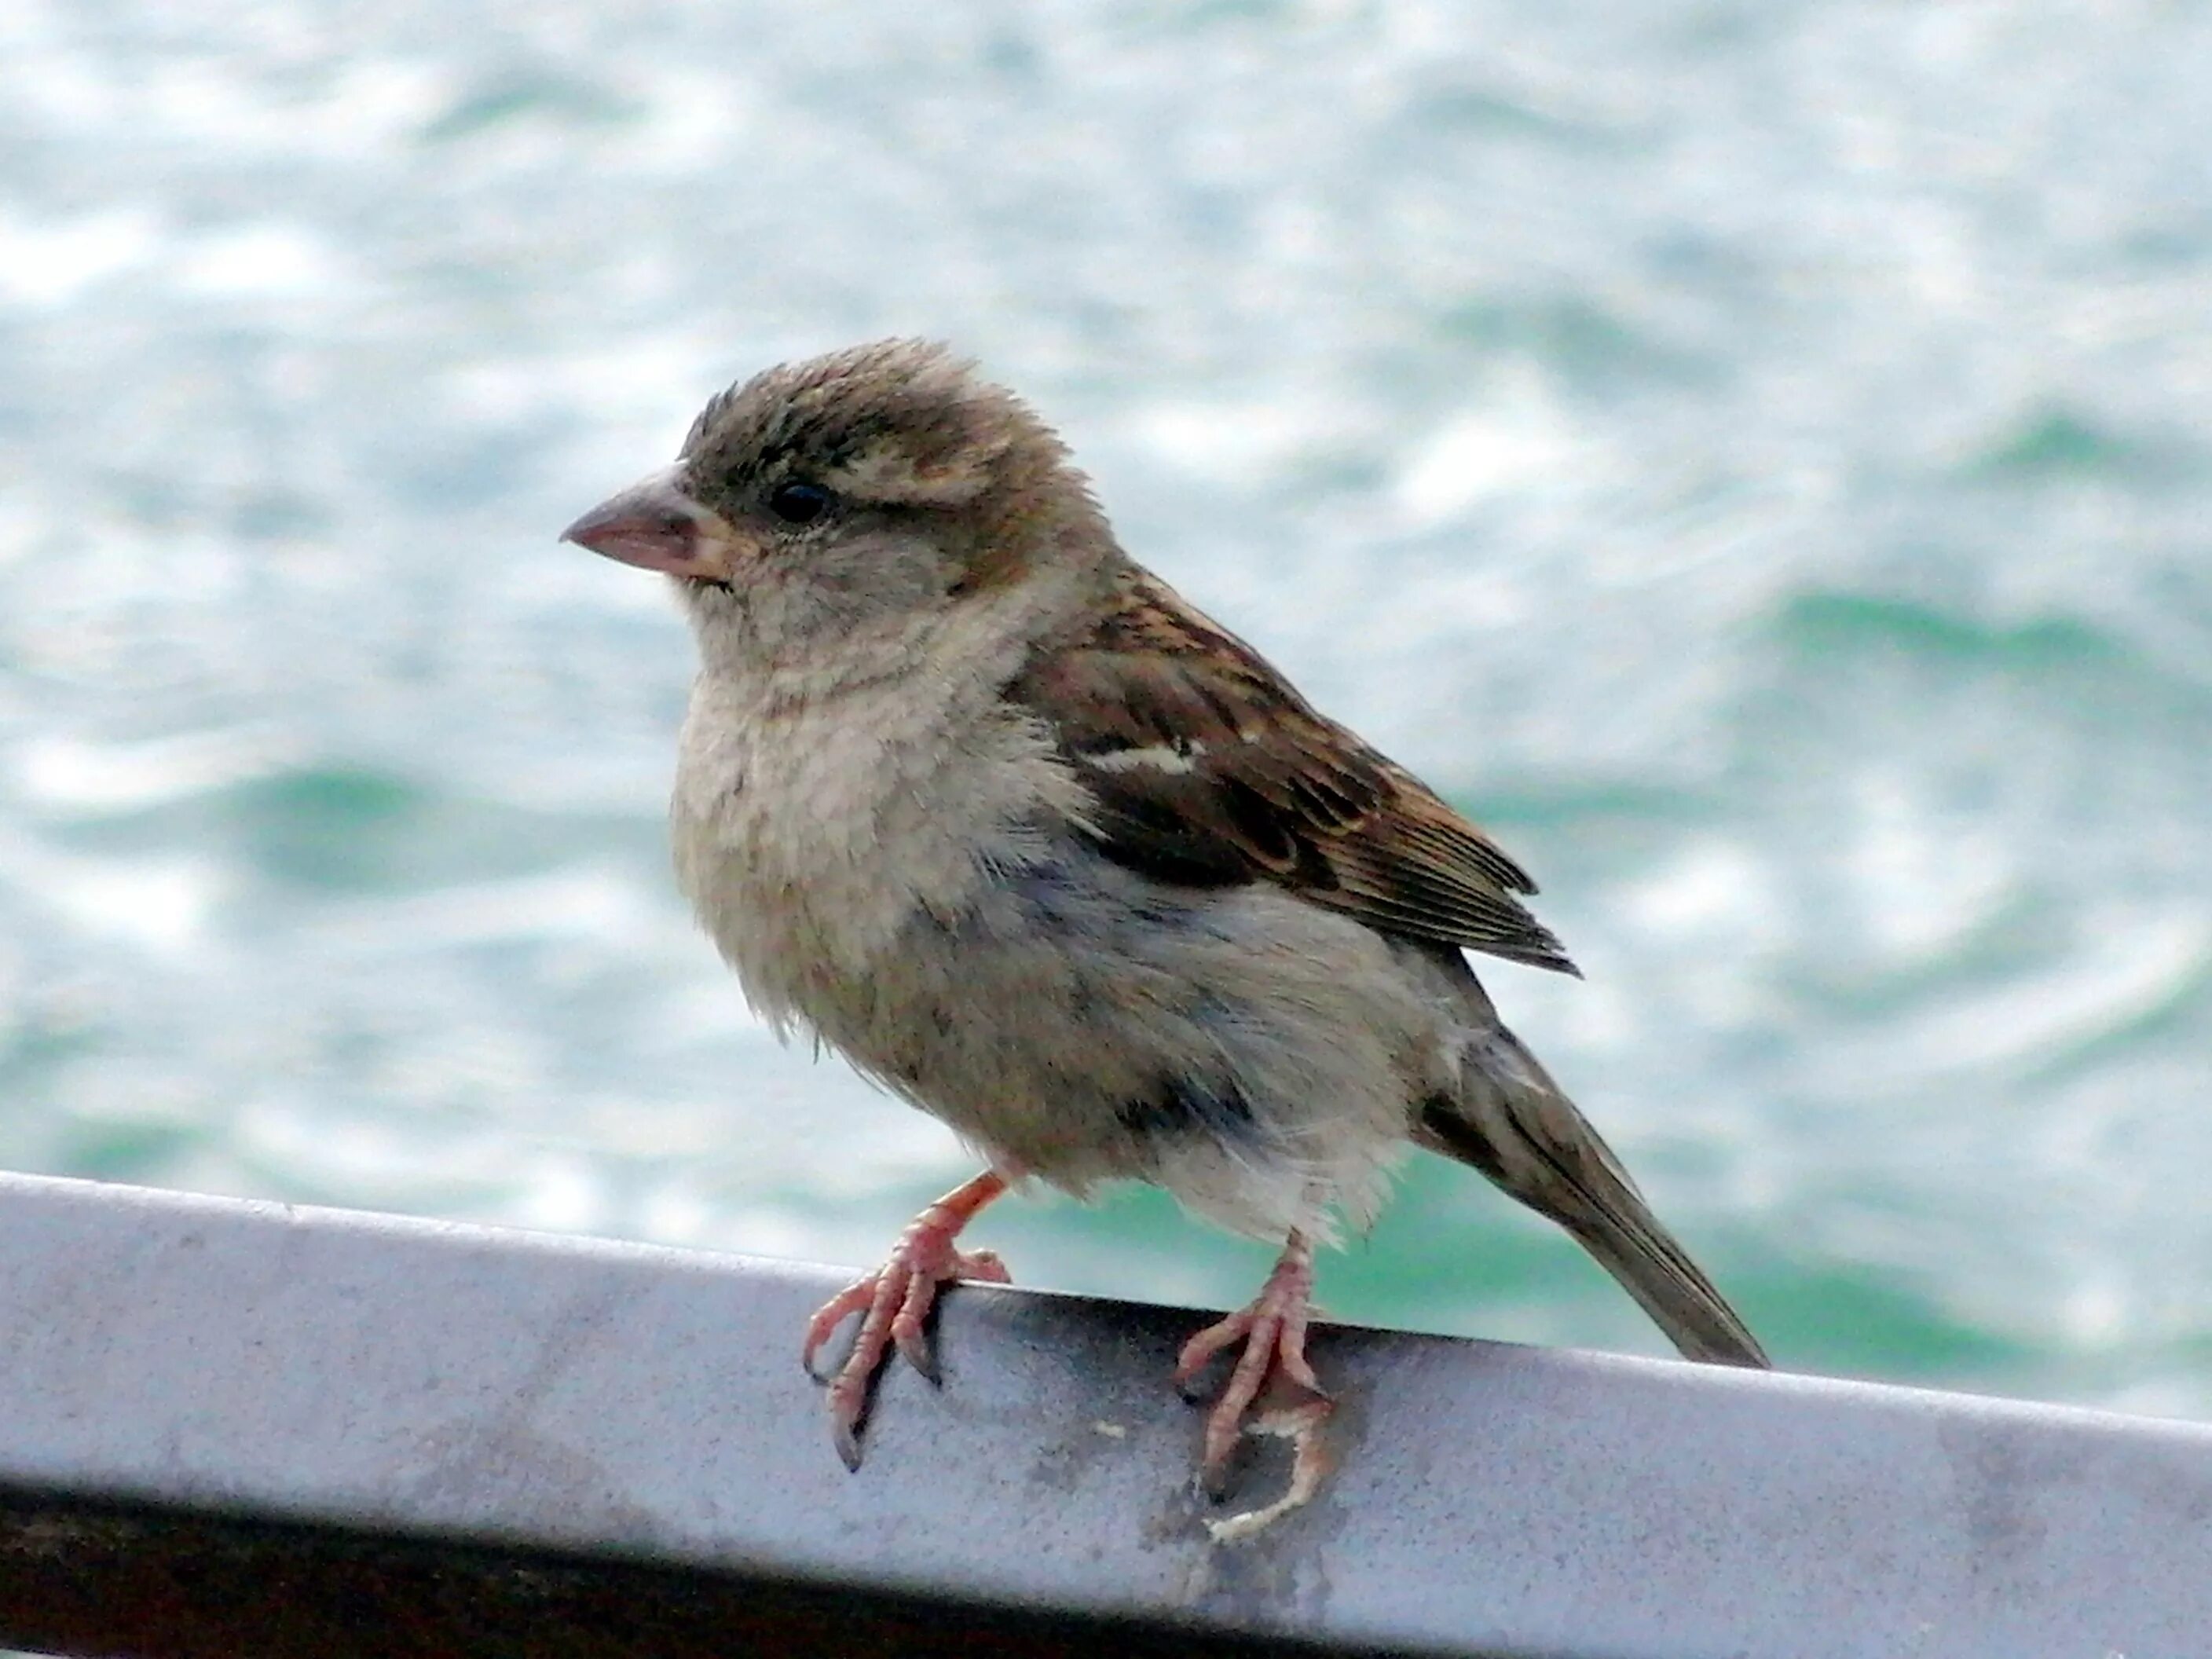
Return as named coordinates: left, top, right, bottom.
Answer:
left=767, top=480, right=831, bottom=526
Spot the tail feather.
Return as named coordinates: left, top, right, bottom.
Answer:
left=1422, top=1024, right=1769, bottom=1369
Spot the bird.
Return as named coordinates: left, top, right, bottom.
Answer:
left=560, top=339, right=1769, bottom=1514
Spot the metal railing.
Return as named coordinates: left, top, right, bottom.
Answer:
left=0, top=1169, right=2204, bottom=1657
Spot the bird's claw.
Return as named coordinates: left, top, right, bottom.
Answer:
left=1174, top=1233, right=1332, bottom=1523
left=802, top=1215, right=1010, bottom=1470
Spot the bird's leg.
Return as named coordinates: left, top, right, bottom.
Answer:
left=1173, top=1229, right=1332, bottom=1518
left=802, top=1169, right=1012, bottom=1470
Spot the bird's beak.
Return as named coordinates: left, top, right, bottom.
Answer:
left=560, top=466, right=744, bottom=582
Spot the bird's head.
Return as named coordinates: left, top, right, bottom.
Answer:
left=562, top=339, right=1107, bottom=657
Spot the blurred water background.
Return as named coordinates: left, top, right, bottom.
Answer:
left=2, top=0, right=2208, bottom=1420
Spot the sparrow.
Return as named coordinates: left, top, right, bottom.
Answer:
left=561, top=339, right=1769, bottom=1522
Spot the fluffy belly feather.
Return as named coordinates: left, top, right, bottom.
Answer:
left=668, top=668, right=1463, bottom=1240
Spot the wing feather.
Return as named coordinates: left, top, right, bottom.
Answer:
left=1008, top=569, right=1577, bottom=975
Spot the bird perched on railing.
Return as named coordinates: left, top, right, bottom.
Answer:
left=562, top=339, right=1768, bottom=1525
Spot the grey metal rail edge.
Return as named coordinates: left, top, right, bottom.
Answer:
left=0, top=1168, right=2206, bottom=1658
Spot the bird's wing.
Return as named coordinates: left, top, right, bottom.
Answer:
left=1007, top=568, right=1577, bottom=974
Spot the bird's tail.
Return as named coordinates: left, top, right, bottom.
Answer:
left=1423, top=1022, right=1769, bottom=1369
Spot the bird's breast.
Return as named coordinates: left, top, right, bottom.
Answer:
left=668, top=668, right=1077, bottom=1031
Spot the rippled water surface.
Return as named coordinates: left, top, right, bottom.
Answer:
left=4, top=0, right=2210, bottom=1418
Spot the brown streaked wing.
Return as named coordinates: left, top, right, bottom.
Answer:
left=1007, top=570, right=1577, bottom=975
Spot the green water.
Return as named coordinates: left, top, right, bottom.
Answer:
left=2, top=1, right=2210, bottom=1426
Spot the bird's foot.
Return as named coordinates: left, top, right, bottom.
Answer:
left=802, top=1170, right=1010, bottom=1470
left=1173, top=1230, right=1332, bottom=1536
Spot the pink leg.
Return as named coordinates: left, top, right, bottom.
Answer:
left=802, top=1170, right=1012, bottom=1470
left=1173, top=1231, right=1333, bottom=1511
